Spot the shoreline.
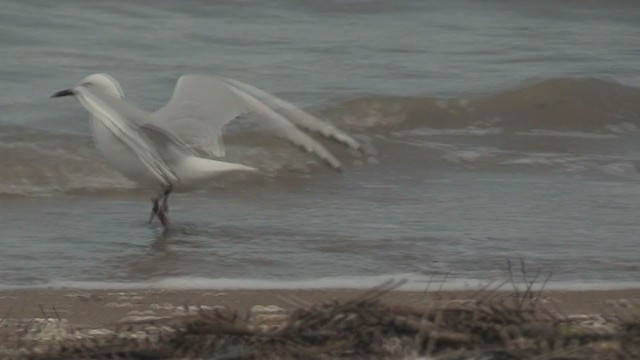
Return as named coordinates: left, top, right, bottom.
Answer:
left=2, top=275, right=640, bottom=292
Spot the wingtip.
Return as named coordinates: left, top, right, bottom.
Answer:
left=322, top=158, right=343, bottom=173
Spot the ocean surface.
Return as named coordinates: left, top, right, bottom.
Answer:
left=1, top=0, right=640, bottom=290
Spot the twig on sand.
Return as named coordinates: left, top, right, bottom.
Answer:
left=534, top=342, right=592, bottom=360
left=278, top=294, right=309, bottom=310
left=435, top=270, right=451, bottom=300
left=51, top=305, right=61, bottom=321
left=425, top=308, right=444, bottom=357
left=533, top=270, right=554, bottom=307
left=471, top=280, right=497, bottom=301
left=420, top=273, right=435, bottom=303
left=506, top=258, right=521, bottom=302
left=0, top=306, right=12, bottom=325
left=38, top=304, right=48, bottom=320
left=519, top=258, right=543, bottom=308
left=353, top=278, right=407, bottom=303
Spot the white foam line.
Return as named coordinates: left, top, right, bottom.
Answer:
left=1, top=274, right=639, bottom=292
left=515, top=130, right=617, bottom=140
left=393, top=127, right=503, bottom=137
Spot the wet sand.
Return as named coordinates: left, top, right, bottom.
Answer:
left=1, top=287, right=639, bottom=327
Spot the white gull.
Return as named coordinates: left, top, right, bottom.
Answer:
left=51, top=73, right=360, bottom=227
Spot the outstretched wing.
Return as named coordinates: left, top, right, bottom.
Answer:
left=223, top=78, right=361, bottom=152
left=75, top=86, right=187, bottom=186
left=153, top=76, right=247, bottom=158
left=153, top=75, right=360, bottom=171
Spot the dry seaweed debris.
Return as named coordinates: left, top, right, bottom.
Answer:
left=1, top=280, right=639, bottom=359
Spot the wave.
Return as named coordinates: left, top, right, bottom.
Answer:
left=326, top=77, right=640, bottom=176
left=325, top=77, right=640, bottom=131
left=0, top=126, right=136, bottom=196
left=0, top=124, right=362, bottom=197
left=2, top=77, right=640, bottom=196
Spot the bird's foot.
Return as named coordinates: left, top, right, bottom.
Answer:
left=161, top=185, right=172, bottom=213
left=149, top=185, right=172, bottom=227
left=148, top=198, right=159, bottom=224
left=157, top=208, right=170, bottom=228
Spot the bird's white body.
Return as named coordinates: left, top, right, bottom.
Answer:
left=90, top=118, right=155, bottom=187
left=90, top=117, right=254, bottom=192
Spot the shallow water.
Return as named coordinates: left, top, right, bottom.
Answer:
left=1, top=0, right=640, bottom=289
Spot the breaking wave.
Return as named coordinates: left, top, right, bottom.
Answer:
left=326, top=77, right=640, bottom=131
left=2, top=77, right=640, bottom=196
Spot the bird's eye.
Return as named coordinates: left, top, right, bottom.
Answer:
left=80, top=82, right=91, bottom=87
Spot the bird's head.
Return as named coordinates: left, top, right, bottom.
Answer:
left=50, top=73, right=125, bottom=99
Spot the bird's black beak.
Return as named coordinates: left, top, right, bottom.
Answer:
left=50, top=89, right=74, bottom=98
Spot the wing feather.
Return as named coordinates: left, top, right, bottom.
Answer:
left=224, top=83, right=343, bottom=171
left=223, top=78, right=361, bottom=151
left=154, top=75, right=248, bottom=158
left=153, top=75, right=357, bottom=171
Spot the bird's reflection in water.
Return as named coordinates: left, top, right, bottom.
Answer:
left=149, top=227, right=172, bottom=252
left=106, top=220, right=288, bottom=282
left=148, top=222, right=223, bottom=253
left=105, top=223, right=222, bottom=280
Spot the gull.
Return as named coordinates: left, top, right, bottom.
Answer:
left=51, top=73, right=361, bottom=227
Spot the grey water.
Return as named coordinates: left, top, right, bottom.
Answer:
left=1, top=0, right=640, bottom=289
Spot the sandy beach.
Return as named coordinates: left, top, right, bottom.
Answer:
left=1, top=287, right=639, bottom=327
left=0, top=286, right=638, bottom=359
